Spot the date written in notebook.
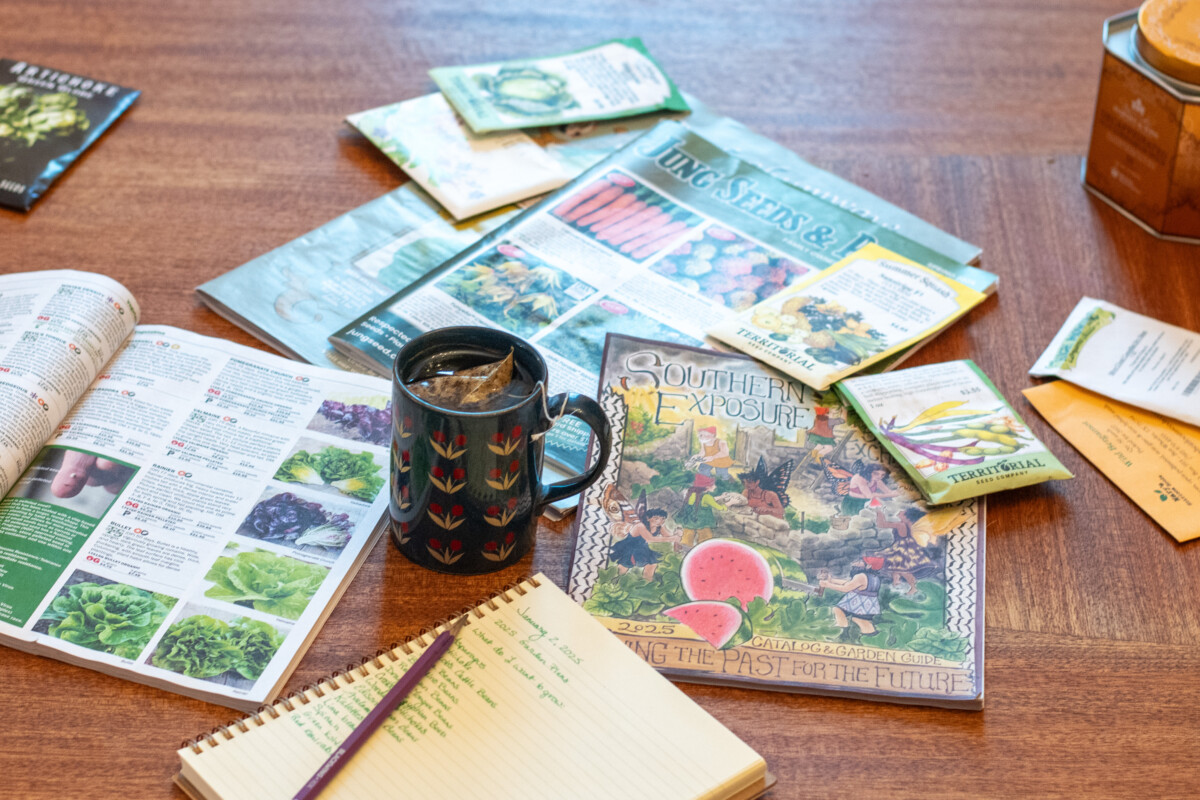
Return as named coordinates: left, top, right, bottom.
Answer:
left=176, top=575, right=773, bottom=800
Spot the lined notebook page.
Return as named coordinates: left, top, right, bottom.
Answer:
left=180, top=575, right=765, bottom=800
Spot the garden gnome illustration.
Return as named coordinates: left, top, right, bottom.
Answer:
left=804, top=405, right=840, bottom=459
left=687, top=425, right=734, bottom=480
left=676, top=473, right=726, bottom=547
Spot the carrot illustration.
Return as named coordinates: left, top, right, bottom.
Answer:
left=597, top=205, right=663, bottom=242
left=552, top=179, right=610, bottom=218
left=565, top=185, right=625, bottom=222
left=627, top=221, right=692, bottom=258
left=591, top=199, right=646, bottom=232
left=607, top=209, right=671, bottom=246
left=623, top=219, right=688, bottom=252
left=578, top=191, right=636, bottom=226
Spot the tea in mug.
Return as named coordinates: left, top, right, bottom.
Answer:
left=406, top=349, right=537, bottom=411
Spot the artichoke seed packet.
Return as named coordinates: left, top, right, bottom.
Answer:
left=0, top=59, right=139, bottom=211
left=836, top=360, right=1072, bottom=504
left=430, top=38, right=689, bottom=134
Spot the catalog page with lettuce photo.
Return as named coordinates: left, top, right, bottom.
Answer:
left=0, top=271, right=391, bottom=710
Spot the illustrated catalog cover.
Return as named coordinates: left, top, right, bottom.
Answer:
left=568, top=334, right=985, bottom=708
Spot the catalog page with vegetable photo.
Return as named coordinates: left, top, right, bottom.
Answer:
left=0, top=271, right=391, bottom=710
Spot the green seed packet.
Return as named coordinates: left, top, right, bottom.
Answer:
left=430, top=38, right=689, bottom=134
left=0, top=59, right=139, bottom=211
left=836, top=360, right=1072, bottom=504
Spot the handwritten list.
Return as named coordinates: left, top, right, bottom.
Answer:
left=181, top=576, right=765, bottom=800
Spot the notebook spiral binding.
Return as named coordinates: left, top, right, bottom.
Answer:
left=182, top=576, right=541, bottom=754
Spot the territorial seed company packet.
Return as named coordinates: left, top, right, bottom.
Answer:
left=837, top=360, right=1073, bottom=504
left=430, top=38, right=689, bottom=134
left=709, top=242, right=988, bottom=391
left=0, top=59, right=139, bottom=211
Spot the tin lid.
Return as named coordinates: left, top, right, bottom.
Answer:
left=1136, top=0, right=1200, bottom=85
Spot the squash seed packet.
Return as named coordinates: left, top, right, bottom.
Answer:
left=0, top=59, right=139, bottom=211
left=836, top=360, right=1072, bottom=504
left=430, top=38, right=689, bottom=134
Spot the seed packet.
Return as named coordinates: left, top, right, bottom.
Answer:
left=1024, top=380, right=1200, bottom=542
left=1030, top=297, right=1200, bottom=428
left=346, top=93, right=569, bottom=219
left=836, top=359, right=1073, bottom=504
left=430, top=38, right=689, bottom=134
left=708, top=242, right=989, bottom=391
left=0, top=59, right=139, bottom=211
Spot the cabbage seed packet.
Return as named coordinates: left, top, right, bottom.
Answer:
left=836, top=360, right=1072, bottom=504
left=430, top=38, right=689, bottom=134
left=0, top=59, right=139, bottom=211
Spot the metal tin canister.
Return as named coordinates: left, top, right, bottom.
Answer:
left=1083, top=7, right=1200, bottom=242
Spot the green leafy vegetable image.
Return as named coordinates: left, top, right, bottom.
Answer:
left=329, top=475, right=383, bottom=500
left=152, top=614, right=245, bottom=678
left=275, top=451, right=324, bottom=485
left=229, top=617, right=286, bottom=680
left=583, top=579, right=636, bottom=618
left=0, top=84, right=90, bottom=147
left=40, top=581, right=174, bottom=659
left=474, top=65, right=578, bottom=117
left=204, top=549, right=328, bottom=620
left=745, top=594, right=840, bottom=641
left=273, top=446, right=384, bottom=501
left=583, top=554, right=689, bottom=619
left=874, top=581, right=948, bottom=650
left=152, top=613, right=286, bottom=682
left=313, top=447, right=377, bottom=481
left=907, top=626, right=969, bottom=661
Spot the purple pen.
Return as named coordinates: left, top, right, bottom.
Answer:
left=292, top=615, right=469, bottom=800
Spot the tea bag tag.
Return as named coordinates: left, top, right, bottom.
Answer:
left=530, top=380, right=569, bottom=441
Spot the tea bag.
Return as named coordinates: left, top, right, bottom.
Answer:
left=409, top=350, right=515, bottom=408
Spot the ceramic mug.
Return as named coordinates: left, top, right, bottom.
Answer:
left=390, top=327, right=611, bottom=574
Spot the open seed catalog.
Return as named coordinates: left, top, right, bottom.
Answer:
left=0, top=270, right=391, bottom=710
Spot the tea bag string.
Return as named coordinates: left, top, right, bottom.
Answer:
left=530, top=380, right=569, bottom=441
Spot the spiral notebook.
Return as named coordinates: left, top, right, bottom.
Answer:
left=176, top=574, right=773, bottom=800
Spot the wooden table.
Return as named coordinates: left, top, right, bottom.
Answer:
left=4, top=0, right=1199, bottom=797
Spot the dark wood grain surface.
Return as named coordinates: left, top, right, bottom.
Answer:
left=4, top=0, right=1199, bottom=797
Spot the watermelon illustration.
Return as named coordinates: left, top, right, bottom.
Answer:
left=665, top=600, right=752, bottom=650
left=680, top=538, right=774, bottom=610
left=740, top=541, right=809, bottom=586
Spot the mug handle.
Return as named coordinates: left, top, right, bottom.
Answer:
left=537, top=393, right=612, bottom=510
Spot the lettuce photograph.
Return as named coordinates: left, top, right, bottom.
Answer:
left=203, top=547, right=328, bottom=621
left=273, top=440, right=384, bottom=503
left=236, top=489, right=357, bottom=557
left=36, top=573, right=175, bottom=660
left=150, top=611, right=286, bottom=684
left=307, top=395, right=392, bottom=446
